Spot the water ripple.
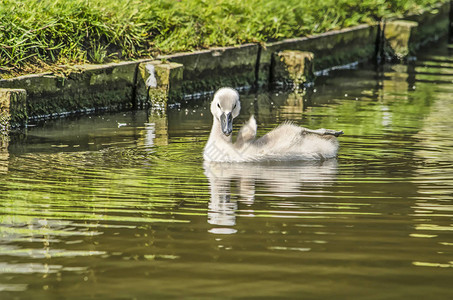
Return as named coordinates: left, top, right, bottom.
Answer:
left=1, top=41, right=453, bottom=299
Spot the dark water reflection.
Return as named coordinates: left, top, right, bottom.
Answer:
left=1, top=41, right=453, bottom=299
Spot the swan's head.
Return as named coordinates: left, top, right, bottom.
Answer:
left=210, top=87, right=241, bottom=136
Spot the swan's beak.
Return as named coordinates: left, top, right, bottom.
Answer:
left=220, top=112, right=233, bottom=136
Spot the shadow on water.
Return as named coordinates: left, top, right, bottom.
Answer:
left=1, top=40, right=453, bottom=298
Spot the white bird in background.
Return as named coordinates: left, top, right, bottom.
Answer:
left=203, top=87, right=343, bottom=163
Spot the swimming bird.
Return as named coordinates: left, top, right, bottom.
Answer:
left=203, top=87, right=343, bottom=162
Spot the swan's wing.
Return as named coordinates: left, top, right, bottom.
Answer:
left=302, top=128, right=344, bottom=137
left=235, top=115, right=257, bottom=147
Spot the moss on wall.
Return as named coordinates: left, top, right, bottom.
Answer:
left=0, top=2, right=449, bottom=124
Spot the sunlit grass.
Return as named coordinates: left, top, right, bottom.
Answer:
left=0, top=0, right=445, bottom=75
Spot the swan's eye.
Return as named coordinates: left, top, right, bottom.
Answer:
left=233, top=104, right=237, bottom=109
left=217, top=103, right=221, bottom=109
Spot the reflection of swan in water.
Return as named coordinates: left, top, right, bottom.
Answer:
left=204, top=160, right=338, bottom=233
left=204, top=87, right=343, bottom=163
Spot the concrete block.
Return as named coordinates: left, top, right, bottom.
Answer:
left=272, top=51, right=314, bottom=87
left=136, top=61, right=184, bottom=107
left=1, top=88, right=27, bottom=147
left=160, top=44, right=259, bottom=98
left=0, top=88, right=27, bottom=126
left=383, top=20, right=418, bottom=61
left=0, top=61, right=138, bottom=118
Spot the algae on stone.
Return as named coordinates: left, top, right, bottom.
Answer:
left=161, top=44, right=259, bottom=97
left=383, top=20, right=418, bottom=61
left=272, top=50, right=314, bottom=87
left=137, top=61, right=184, bottom=107
left=0, top=88, right=27, bottom=126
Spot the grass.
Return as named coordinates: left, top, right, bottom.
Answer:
left=0, top=0, right=446, bottom=76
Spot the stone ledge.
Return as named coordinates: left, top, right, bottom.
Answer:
left=0, top=1, right=449, bottom=126
left=136, top=61, right=184, bottom=107
left=257, top=24, right=379, bottom=85
left=159, top=43, right=260, bottom=97
left=0, top=61, right=149, bottom=118
left=383, top=20, right=419, bottom=60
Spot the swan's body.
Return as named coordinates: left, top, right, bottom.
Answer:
left=204, top=87, right=343, bottom=163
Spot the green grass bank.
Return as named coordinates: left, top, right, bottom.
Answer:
left=0, top=0, right=447, bottom=77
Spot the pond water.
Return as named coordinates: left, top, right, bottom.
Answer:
left=1, top=41, right=453, bottom=299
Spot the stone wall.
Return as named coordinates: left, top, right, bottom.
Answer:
left=258, top=24, right=379, bottom=85
left=0, top=1, right=450, bottom=128
left=160, top=44, right=260, bottom=97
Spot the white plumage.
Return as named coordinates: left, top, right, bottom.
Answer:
left=204, top=87, right=343, bottom=163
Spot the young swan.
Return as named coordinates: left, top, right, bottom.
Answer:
left=203, top=87, right=343, bottom=162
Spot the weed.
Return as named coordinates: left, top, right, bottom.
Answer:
left=0, top=0, right=445, bottom=75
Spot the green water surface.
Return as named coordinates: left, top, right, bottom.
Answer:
left=1, top=42, right=453, bottom=299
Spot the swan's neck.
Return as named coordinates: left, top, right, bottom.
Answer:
left=208, top=118, right=232, bottom=144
